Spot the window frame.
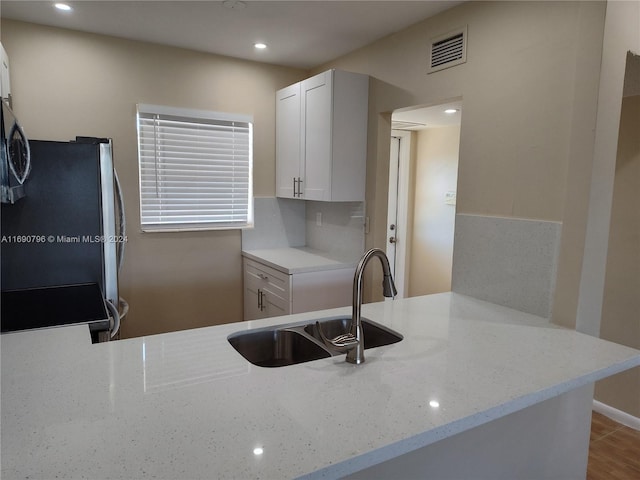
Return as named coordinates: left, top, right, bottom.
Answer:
left=136, top=103, right=254, bottom=233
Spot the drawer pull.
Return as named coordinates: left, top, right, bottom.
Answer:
left=258, top=273, right=269, bottom=281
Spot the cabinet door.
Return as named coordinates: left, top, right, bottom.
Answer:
left=243, top=283, right=289, bottom=320
left=275, top=83, right=302, bottom=199
left=243, top=283, right=264, bottom=321
left=243, top=258, right=292, bottom=321
left=260, top=287, right=289, bottom=318
left=301, top=71, right=332, bottom=201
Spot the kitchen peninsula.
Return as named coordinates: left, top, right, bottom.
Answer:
left=2, top=293, right=639, bottom=479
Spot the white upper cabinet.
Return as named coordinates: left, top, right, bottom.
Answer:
left=275, top=83, right=301, bottom=198
left=1, top=43, right=11, bottom=106
left=276, top=69, right=369, bottom=202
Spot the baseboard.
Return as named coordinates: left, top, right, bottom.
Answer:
left=593, top=400, right=640, bottom=431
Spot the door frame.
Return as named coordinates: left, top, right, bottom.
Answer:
left=386, top=129, right=412, bottom=298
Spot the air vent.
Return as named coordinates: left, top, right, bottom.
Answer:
left=428, top=26, right=467, bottom=74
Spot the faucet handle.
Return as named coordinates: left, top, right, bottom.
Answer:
left=315, top=322, right=359, bottom=353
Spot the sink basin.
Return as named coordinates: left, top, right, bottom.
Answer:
left=228, top=316, right=402, bottom=367
left=228, top=328, right=330, bottom=367
left=304, top=316, right=403, bottom=349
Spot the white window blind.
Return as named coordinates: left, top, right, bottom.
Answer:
left=137, top=104, right=253, bottom=232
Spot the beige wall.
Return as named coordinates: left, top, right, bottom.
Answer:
left=572, top=0, right=640, bottom=337
left=0, top=19, right=306, bottom=337
left=312, top=1, right=606, bottom=303
left=595, top=94, right=640, bottom=417
left=408, top=126, right=459, bottom=297
left=572, top=1, right=640, bottom=418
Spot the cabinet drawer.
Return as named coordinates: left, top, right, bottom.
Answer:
left=243, top=258, right=290, bottom=302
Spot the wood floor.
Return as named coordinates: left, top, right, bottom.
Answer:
left=587, top=412, right=640, bottom=480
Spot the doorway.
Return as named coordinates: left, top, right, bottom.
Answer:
left=388, top=101, right=462, bottom=298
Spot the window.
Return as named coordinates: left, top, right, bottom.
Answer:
left=136, top=104, right=253, bottom=232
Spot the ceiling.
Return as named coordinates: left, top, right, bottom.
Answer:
left=0, top=1, right=462, bottom=70
left=392, top=100, right=462, bottom=130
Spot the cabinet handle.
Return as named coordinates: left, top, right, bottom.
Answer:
left=257, top=289, right=267, bottom=311
left=292, top=177, right=303, bottom=197
left=258, top=273, right=269, bottom=281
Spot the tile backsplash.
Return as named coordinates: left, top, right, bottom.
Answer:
left=305, top=201, right=365, bottom=261
left=242, top=197, right=364, bottom=261
left=241, top=197, right=305, bottom=250
left=452, top=214, right=561, bottom=318
left=245, top=201, right=562, bottom=317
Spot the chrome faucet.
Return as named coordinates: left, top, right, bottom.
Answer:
left=316, top=248, right=397, bottom=364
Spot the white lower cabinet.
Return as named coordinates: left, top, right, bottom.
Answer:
left=242, top=257, right=353, bottom=321
left=243, top=258, right=290, bottom=321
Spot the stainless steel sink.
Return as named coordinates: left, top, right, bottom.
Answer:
left=304, top=316, right=403, bottom=349
left=228, top=316, right=402, bottom=367
left=228, top=328, right=330, bottom=367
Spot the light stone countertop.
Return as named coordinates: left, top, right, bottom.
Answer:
left=2, top=293, right=639, bottom=479
left=242, top=247, right=357, bottom=274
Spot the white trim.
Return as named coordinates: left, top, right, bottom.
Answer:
left=387, top=135, right=400, bottom=294
left=136, top=105, right=254, bottom=231
left=593, top=400, right=640, bottom=431
left=137, top=103, right=253, bottom=124
left=387, top=130, right=411, bottom=298
left=396, top=130, right=411, bottom=298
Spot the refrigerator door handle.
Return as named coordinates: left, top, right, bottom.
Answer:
left=7, top=120, right=31, bottom=184
left=99, top=142, right=118, bottom=306
left=105, top=298, right=120, bottom=339
left=114, top=167, right=126, bottom=272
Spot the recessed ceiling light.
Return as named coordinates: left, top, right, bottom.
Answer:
left=429, top=400, right=440, bottom=408
left=444, top=109, right=458, bottom=114
left=54, top=3, right=73, bottom=12
left=254, top=43, right=267, bottom=50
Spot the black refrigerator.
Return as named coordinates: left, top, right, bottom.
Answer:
left=1, top=137, right=124, bottom=342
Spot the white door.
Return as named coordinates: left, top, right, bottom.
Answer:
left=301, top=70, right=332, bottom=201
left=260, top=288, right=289, bottom=318
left=275, top=83, right=302, bottom=198
left=243, top=283, right=264, bottom=321
left=386, top=131, right=411, bottom=298
left=387, top=136, right=400, bottom=273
